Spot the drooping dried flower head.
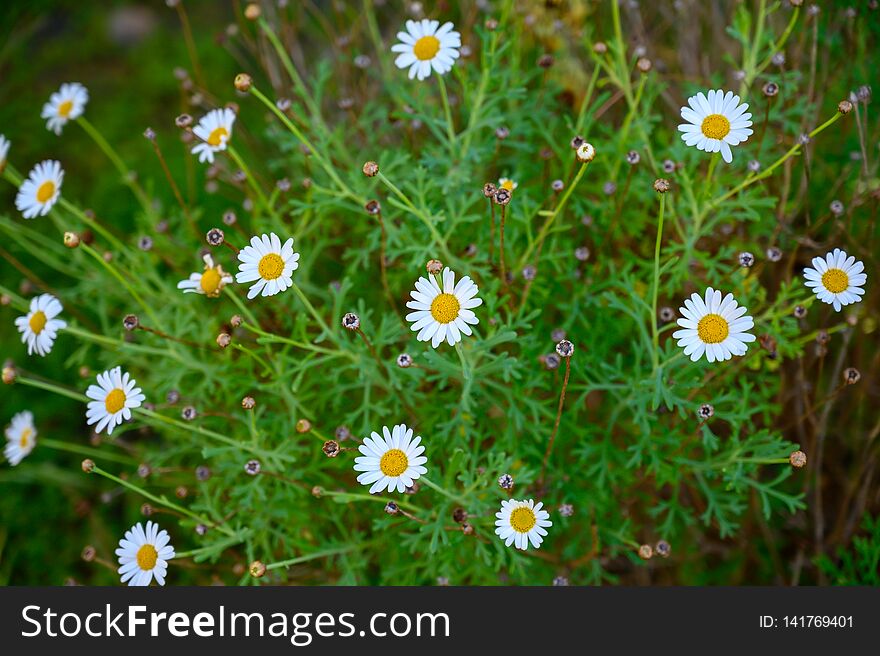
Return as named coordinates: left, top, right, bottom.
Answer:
left=555, top=339, right=574, bottom=358
left=342, top=312, right=360, bottom=330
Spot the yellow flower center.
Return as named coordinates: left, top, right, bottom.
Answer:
left=36, top=181, right=56, bottom=203
left=28, top=310, right=47, bottom=334
left=207, top=126, right=229, bottom=147
left=430, top=293, right=460, bottom=324
left=58, top=100, right=73, bottom=118
left=697, top=313, right=729, bottom=344
left=509, top=506, right=537, bottom=533
left=105, top=388, right=127, bottom=414
left=257, top=253, right=285, bottom=280
left=701, top=113, right=730, bottom=140
left=379, top=448, right=409, bottom=477
left=200, top=267, right=223, bottom=295
left=136, top=544, right=158, bottom=570
left=413, top=35, right=441, bottom=61
left=821, top=268, right=849, bottom=294
left=19, top=428, right=32, bottom=448
left=500, top=179, right=515, bottom=191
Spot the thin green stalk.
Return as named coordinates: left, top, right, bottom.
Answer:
left=459, top=30, right=499, bottom=157
left=420, top=476, right=469, bottom=506
left=290, top=282, right=335, bottom=343
left=39, top=437, right=136, bottom=466
left=265, top=545, right=357, bottom=571
left=436, top=75, right=457, bottom=149
left=15, top=375, right=88, bottom=403
left=454, top=341, right=471, bottom=381
left=754, top=8, right=801, bottom=78
left=226, top=145, right=276, bottom=220
left=650, top=193, right=666, bottom=372
left=224, top=286, right=260, bottom=326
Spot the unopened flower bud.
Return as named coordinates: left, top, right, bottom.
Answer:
left=244, top=3, right=261, bottom=20
left=498, top=473, right=514, bottom=490
left=216, top=332, right=231, bottom=348
left=82, top=459, right=95, bottom=473
left=555, top=339, right=574, bottom=358
left=249, top=560, right=266, bottom=578
left=296, top=418, right=311, bottom=433
left=638, top=544, right=653, bottom=559
left=426, top=259, right=443, bottom=274
left=843, top=367, right=860, bottom=385
left=175, top=113, right=193, bottom=129
left=322, top=440, right=340, bottom=458
left=493, top=188, right=512, bottom=205
left=576, top=142, right=596, bottom=163
left=655, top=540, right=671, bottom=558
left=123, top=314, right=139, bottom=331
left=397, top=353, right=413, bottom=368
left=244, top=459, right=261, bottom=476
left=64, top=232, right=80, bottom=248
left=482, top=182, right=497, bottom=198
left=362, top=161, right=379, bottom=177
left=342, top=313, right=360, bottom=330
left=789, top=450, right=807, bottom=468
left=838, top=99, right=853, bottom=114
left=241, top=396, right=255, bottom=410
left=206, top=228, right=224, bottom=246
left=653, top=178, right=670, bottom=193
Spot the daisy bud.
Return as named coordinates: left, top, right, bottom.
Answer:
left=522, top=264, right=537, bottom=281
left=659, top=307, right=676, bottom=323
left=495, top=126, right=510, bottom=140
left=766, top=246, right=783, bottom=262
left=396, top=353, right=413, bottom=368
left=738, top=252, right=755, bottom=268
left=762, top=82, right=779, bottom=97
left=576, top=142, right=596, bottom=163
left=137, top=236, right=153, bottom=251
left=493, top=187, right=512, bottom=205
left=452, top=507, right=468, bottom=523
left=698, top=403, right=715, bottom=419
left=655, top=540, right=671, bottom=558
left=482, top=182, right=497, bottom=198
left=603, top=181, right=617, bottom=195
left=772, top=53, right=784, bottom=67
left=79, top=366, right=91, bottom=378
left=733, top=69, right=746, bottom=81
left=545, top=353, right=561, bottom=370
left=164, top=390, right=180, bottom=405
left=229, top=314, right=243, bottom=329
left=221, top=210, right=237, bottom=227
left=354, top=55, right=371, bottom=69
left=81, top=459, right=95, bottom=473
left=341, top=312, right=360, bottom=330
left=555, top=339, right=574, bottom=358
left=175, top=113, right=193, bottom=129
left=789, top=450, right=807, bottom=468
left=797, top=133, right=811, bottom=146
left=793, top=305, right=807, bottom=319
left=497, top=473, right=514, bottom=490
left=195, top=465, right=211, bottom=481
left=296, top=418, right=311, bottom=433
left=856, top=85, right=871, bottom=102
left=551, top=179, right=564, bottom=192
left=276, top=178, right=291, bottom=193
left=244, top=3, right=261, bottom=20
left=537, top=53, right=554, bottom=69
left=311, top=485, right=324, bottom=498
left=638, top=544, right=654, bottom=560
left=830, top=200, right=845, bottom=216
left=249, top=560, right=266, bottom=578
left=662, top=159, right=676, bottom=174
left=484, top=17, right=499, bottom=30
left=241, top=395, right=256, bottom=410
left=244, top=459, right=261, bottom=476
left=551, top=328, right=566, bottom=341
left=364, top=199, right=381, bottom=215
left=570, top=135, right=585, bottom=150
left=137, top=463, right=151, bottom=478
left=593, top=41, right=608, bottom=54
left=322, top=440, right=340, bottom=458
left=81, top=545, right=96, bottom=562
left=838, top=99, right=853, bottom=114
left=276, top=97, right=292, bottom=112
left=843, top=367, right=861, bottom=385
left=175, top=486, right=188, bottom=499
left=426, top=259, right=443, bottom=274
left=122, top=314, right=140, bottom=332
left=206, top=228, right=225, bottom=246
left=553, top=576, right=570, bottom=586
left=555, top=504, right=575, bottom=519
left=653, top=178, right=671, bottom=193
left=216, top=332, right=231, bottom=348
left=384, top=502, right=399, bottom=515
left=195, top=524, right=208, bottom=536
left=637, top=57, right=652, bottom=73
left=626, top=150, right=641, bottom=165
left=64, top=231, right=80, bottom=248
left=362, top=161, right=379, bottom=177
left=816, top=329, right=830, bottom=345
left=335, top=425, right=351, bottom=441
left=143, top=126, right=157, bottom=141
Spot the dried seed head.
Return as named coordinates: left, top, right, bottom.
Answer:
left=638, top=544, right=653, bottom=560
left=175, top=486, right=188, bottom=499
left=244, top=3, right=261, bottom=20
left=364, top=199, right=381, bottom=215
left=603, top=181, right=617, bottom=196
left=216, top=332, right=232, bottom=348
left=626, top=150, right=641, bottom=165
left=581, top=215, right=593, bottom=227
left=793, top=305, right=807, bottom=319
left=276, top=178, right=291, bottom=193
left=465, top=243, right=478, bottom=257
left=555, top=339, right=574, bottom=358
left=241, top=395, right=255, bottom=410
left=816, top=329, right=830, bottom=345
left=797, top=133, right=811, bottom=146
left=698, top=403, right=715, bottom=419
left=497, top=473, right=514, bottom=490
left=206, top=228, right=225, bottom=246
left=661, top=159, right=676, bottom=174
left=655, top=540, right=671, bottom=558
left=341, top=312, right=360, bottom=330
left=426, top=259, right=443, bottom=274
left=175, top=113, right=193, bottom=129
left=552, top=575, right=570, bottom=586
left=276, top=97, right=292, bottom=111
left=843, top=367, right=861, bottom=385
left=181, top=405, right=197, bottom=421
left=855, top=85, right=872, bottom=102
left=522, top=264, right=537, bottom=281
left=653, top=178, right=670, bottom=193
left=137, top=236, right=153, bottom=251
left=396, top=353, right=413, bottom=368
left=540, top=147, right=553, bottom=160
left=123, top=314, right=139, bottom=331
left=228, top=315, right=243, bottom=329
left=195, top=465, right=211, bottom=481
left=636, top=57, right=652, bottom=73
left=244, top=459, right=261, bottom=476
left=332, top=426, right=351, bottom=442
left=659, top=306, right=676, bottom=323
left=195, top=524, right=208, bottom=536
left=789, top=450, right=807, bottom=468
left=296, top=418, right=312, bottom=433
left=838, top=99, right=853, bottom=114
left=140, top=503, right=154, bottom=516
left=452, top=507, right=468, bottom=523
left=552, top=328, right=566, bottom=342
left=249, top=560, right=266, bottom=578
left=384, top=501, right=399, bottom=515
left=362, top=161, right=379, bottom=177
left=493, top=187, right=512, bottom=205
left=64, top=231, right=80, bottom=248
left=322, top=440, right=340, bottom=458
left=558, top=503, right=574, bottom=517
left=593, top=41, right=608, bottom=54
left=137, top=463, right=151, bottom=478
left=738, top=252, right=755, bottom=268
left=484, top=17, right=499, bottom=31
left=495, top=126, right=510, bottom=140
left=81, top=459, right=95, bottom=473
left=576, top=142, right=596, bottom=163
left=551, top=179, right=564, bottom=192
left=81, top=545, right=96, bottom=562
left=537, top=53, right=554, bottom=68
left=830, top=200, right=845, bottom=216
left=354, top=54, right=371, bottom=69
left=570, top=135, right=585, bottom=150
left=166, top=390, right=180, bottom=404
left=762, top=82, right=779, bottom=97
left=545, top=353, right=561, bottom=370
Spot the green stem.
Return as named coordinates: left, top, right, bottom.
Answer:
left=459, top=30, right=499, bottom=157
left=436, top=75, right=457, bottom=149
left=290, top=282, right=335, bottom=343
left=650, top=193, right=666, bottom=372
left=420, top=476, right=468, bottom=506
left=226, top=145, right=275, bottom=220
left=265, top=545, right=357, bottom=571
left=39, top=437, right=137, bottom=466
left=454, top=341, right=471, bottom=381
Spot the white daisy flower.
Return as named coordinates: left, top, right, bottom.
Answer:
left=14, top=293, right=67, bottom=357
left=673, top=287, right=756, bottom=363
left=115, top=520, right=174, bottom=587
left=4, top=411, right=37, bottom=466
left=85, top=366, right=145, bottom=435
left=498, top=177, right=518, bottom=192
left=353, top=423, right=428, bottom=494
left=391, top=19, right=461, bottom=81
left=15, top=160, right=64, bottom=219
left=177, top=253, right=234, bottom=298
left=678, top=89, right=753, bottom=164
left=191, top=108, right=236, bottom=164
left=235, top=232, right=300, bottom=300
left=494, top=498, right=553, bottom=551
left=803, top=248, right=866, bottom=312
left=41, top=82, right=89, bottom=135
left=406, top=267, right=482, bottom=348
left=0, top=134, right=10, bottom=170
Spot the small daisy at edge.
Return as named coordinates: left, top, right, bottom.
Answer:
left=15, top=160, right=64, bottom=219
left=494, top=498, right=552, bottom=551
left=4, top=411, right=37, bottom=466
left=235, top=233, right=300, bottom=299
left=191, top=108, right=236, bottom=164
left=85, top=366, right=145, bottom=435
left=803, top=248, right=866, bottom=312
left=392, top=19, right=461, bottom=81
left=498, top=177, right=518, bottom=192
left=115, top=520, right=174, bottom=587
left=673, top=287, right=756, bottom=363
left=178, top=253, right=233, bottom=298
left=14, top=293, right=67, bottom=357
left=678, top=89, right=753, bottom=164
left=353, top=424, right=428, bottom=494
left=0, top=135, right=10, bottom=170
left=41, top=82, right=89, bottom=135
left=406, top=267, right=482, bottom=348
